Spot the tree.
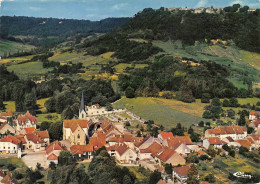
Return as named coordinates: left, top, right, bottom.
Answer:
left=205, top=173, right=216, bottom=183
left=229, top=150, right=235, bottom=157
left=149, top=170, right=161, bottom=184
left=238, top=112, right=246, bottom=126
left=125, top=87, right=135, bottom=98
left=211, top=98, right=221, bottom=107
left=188, top=126, right=194, bottom=134
left=40, top=121, right=50, bottom=131
left=201, top=93, right=211, bottom=103
left=58, top=150, right=75, bottom=166
left=165, top=163, right=173, bottom=174
left=49, top=162, right=56, bottom=170
left=36, top=163, right=43, bottom=170
left=222, top=99, right=230, bottom=107
left=239, top=146, right=249, bottom=156
left=190, top=132, right=200, bottom=142
left=187, top=164, right=199, bottom=184
left=198, top=121, right=204, bottom=127
left=229, top=97, right=239, bottom=107
left=61, top=106, right=74, bottom=120
left=45, top=97, right=56, bottom=112
left=105, top=102, right=113, bottom=111
left=208, top=145, right=216, bottom=157
left=0, top=93, right=5, bottom=110
left=7, top=164, right=16, bottom=171
left=48, top=122, right=62, bottom=140
left=24, top=89, right=37, bottom=113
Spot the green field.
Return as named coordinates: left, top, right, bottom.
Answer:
left=7, top=61, right=53, bottom=79
left=36, top=113, right=61, bottom=123
left=0, top=158, right=26, bottom=169
left=0, top=39, right=35, bottom=57
left=199, top=155, right=260, bottom=183
left=152, top=40, right=260, bottom=89
left=113, top=97, right=206, bottom=129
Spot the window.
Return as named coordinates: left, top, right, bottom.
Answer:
left=14, top=147, right=15, bottom=150
left=8, top=147, right=10, bottom=149
left=78, top=134, right=80, bottom=139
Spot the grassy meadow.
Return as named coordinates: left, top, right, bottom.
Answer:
left=113, top=97, right=206, bottom=129
left=0, top=39, right=35, bottom=57
left=7, top=61, right=53, bottom=79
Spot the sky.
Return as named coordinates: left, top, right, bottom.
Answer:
left=0, top=0, right=259, bottom=20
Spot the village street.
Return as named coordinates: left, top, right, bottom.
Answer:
left=21, top=151, right=47, bottom=169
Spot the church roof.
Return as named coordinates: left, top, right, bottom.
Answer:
left=80, top=91, right=85, bottom=112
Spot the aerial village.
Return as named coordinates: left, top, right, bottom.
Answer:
left=0, top=93, right=259, bottom=184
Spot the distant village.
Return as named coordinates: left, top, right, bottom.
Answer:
left=0, top=94, right=259, bottom=183
left=165, top=6, right=257, bottom=14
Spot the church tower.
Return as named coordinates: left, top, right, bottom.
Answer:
left=79, top=91, right=87, bottom=119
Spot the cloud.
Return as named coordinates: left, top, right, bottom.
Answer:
left=111, top=3, right=128, bottom=10
left=195, top=0, right=208, bottom=7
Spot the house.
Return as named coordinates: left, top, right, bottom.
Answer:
left=21, top=127, right=36, bottom=135
left=89, top=133, right=106, bottom=150
left=45, top=141, right=64, bottom=165
left=203, top=137, right=225, bottom=149
left=222, top=136, right=239, bottom=147
left=249, top=119, right=260, bottom=133
left=63, top=119, right=93, bottom=145
left=204, top=125, right=247, bottom=140
left=135, top=136, right=155, bottom=150
left=0, top=109, right=13, bottom=118
left=0, top=172, right=19, bottom=184
left=155, top=148, right=186, bottom=166
left=25, top=132, right=46, bottom=152
left=247, top=134, right=260, bottom=149
left=172, top=165, right=190, bottom=183
left=0, top=135, right=21, bottom=154
left=162, top=136, right=198, bottom=154
left=0, top=122, right=16, bottom=137
left=139, top=142, right=164, bottom=160
left=236, top=139, right=252, bottom=150
left=249, top=112, right=260, bottom=121
left=107, top=143, right=137, bottom=164
left=15, top=111, right=38, bottom=131
left=158, top=132, right=174, bottom=142
left=36, top=130, right=50, bottom=145
left=70, top=144, right=94, bottom=159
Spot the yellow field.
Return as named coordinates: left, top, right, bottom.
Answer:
left=100, top=52, right=114, bottom=59
left=240, top=50, right=260, bottom=70
left=37, top=98, right=50, bottom=113
left=0, top=55, right=33, bottom=64
left=3, top=101, right=15, bottom=112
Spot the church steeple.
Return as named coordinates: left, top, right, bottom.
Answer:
left=80, top=91, right=85, bottom=112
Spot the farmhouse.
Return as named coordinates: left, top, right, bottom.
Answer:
left=249, top=112, right=260, bottom=121
left=203, top=137, right=225, bottom=149
left=0, top=135, right=22, bottom=154
left=46, top=141, right=64, bottom=165
left=15, top=111, right=38, bottom=131
left=204, top=125, right=247, bottom=140
left=155, top=148, right=186, bottom=166
left=70, top=144, right=94, bottom=159
left=172, top=165, right=190, bottom=183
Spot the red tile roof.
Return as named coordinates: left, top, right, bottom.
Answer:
left=208, top=137, right=222, bottom=145
left=0, top=109, right=13, bottom=117
left=36, top=130, right=49, bottom=139
left=0, top=122, right=8, bottom=131
left=89, top=133, right=106, bottom=150
left=70, top=145, right=94, bottom=154
left=63, top=119, right=92, bottom=132
left=157, top=179, right=166, bottom=184
left=173, top=165, right=190, bottom=177
left=46, top=141, right=63, bottom=155
left=1, top=174, right=19, bottom=184
left=24, top=127, right=36, bottom=134
left=140, top=142, right=163, bottom=155
left=250, top=112, right=260, bottom=116
left=165, top=136, right=194, bottom=150
left=159, top=132, right=174, bottom=140
left=16, top=111, right=38, bottom=125
left=225, top=136, right=234, bottom=142
left=236, top=139, right=252, bottom=149
left=157, top=148, right=176, bottom=162
left=15, top=135, right=26, bottom=144
left=0, top=135, right=21, bottom=145
left=26, top=133, right=44, bottom=144
left=249, top=134, right=260, bottom=141
left=115, top=143, right=129, bottom=156
left=207, top=125, right=246, bottom=135
left=47, top=153, right=58, bottom=161
left=135, top=135, right=152, bottom=148
left=197, top=150, right=207, bottom=156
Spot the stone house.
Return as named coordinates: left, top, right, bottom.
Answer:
left=15, top=111, right=38, bottom=131
left=45, top=141, right=64, bottom=165
left=0, top=122, right=16, bottom=137
left=70, top=144, right=94, bottom=159
left=172, top=165, right=190, bottom=183
left=203, top=137, right=225, bottom=149
left=155, top=148, right=186, bottom=166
